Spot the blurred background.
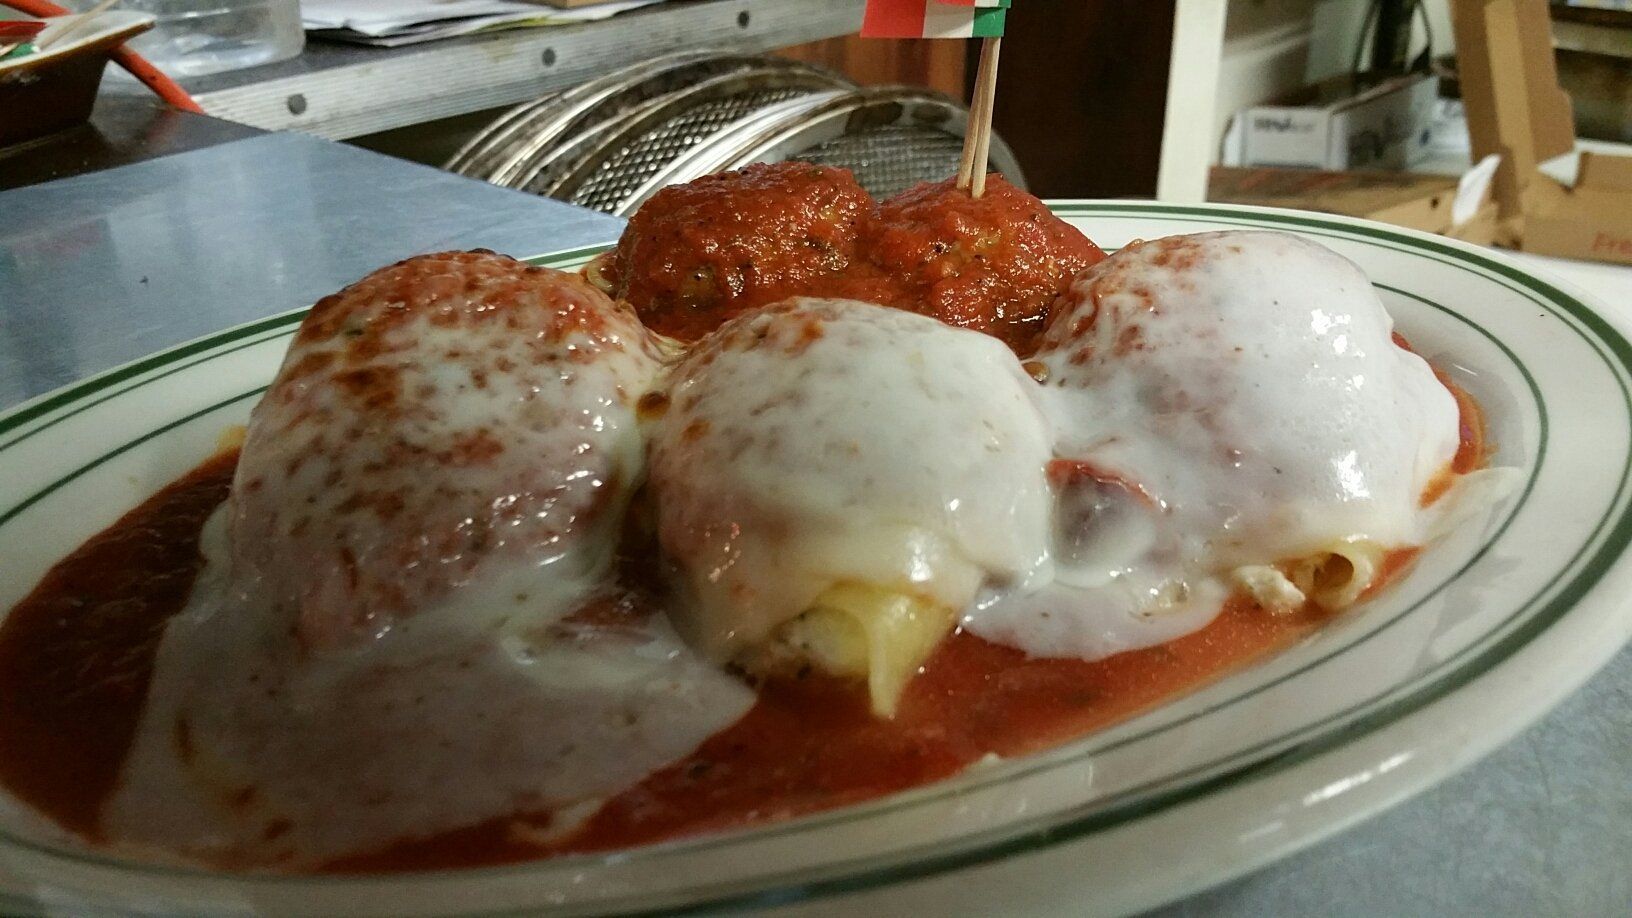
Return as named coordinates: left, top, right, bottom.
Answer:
left=4, top=1, right=1628, bottom=234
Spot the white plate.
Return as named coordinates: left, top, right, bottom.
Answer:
left=1, top=203, right=1629, bottom=917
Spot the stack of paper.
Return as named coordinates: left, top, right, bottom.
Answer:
left=303, top=0, right=665, bottom=47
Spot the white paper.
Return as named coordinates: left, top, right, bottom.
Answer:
left=303, top=0, right=663, bottom=42
left=305, top=1, right=527, bottom=35
left=1452, top=153, right=1501, bottom=227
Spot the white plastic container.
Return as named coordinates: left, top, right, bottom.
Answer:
left=105, top=0, right=303, bottom=77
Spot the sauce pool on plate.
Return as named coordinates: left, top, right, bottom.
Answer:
left=0, top=453, right=1432, bottom=870
left=0, top=450, right=236, bottom=839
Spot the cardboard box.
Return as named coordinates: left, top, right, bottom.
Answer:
left=1525, top=151, right=1632, bottom=261
left=1208, top=165, right=1498, bottom=244
left=1226, top=73, right=1440, bottom=171
left=1451, top=0, right=1632, bottom=266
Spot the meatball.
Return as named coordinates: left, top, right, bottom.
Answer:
left=607, top=164, right=1109, bottom=354
left=609, top=161, right=877, bottom=341
left=232, top=251, right=663, bottom=648
left=867, top=174, right=1107, bottom=353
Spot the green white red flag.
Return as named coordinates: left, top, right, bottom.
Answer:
left=861, top=0, right=1008, bottom=39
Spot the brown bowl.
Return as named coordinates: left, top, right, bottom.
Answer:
left=0, top=10, right=155, bottom=148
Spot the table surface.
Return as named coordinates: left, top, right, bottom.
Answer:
left=0, top=130, right=1627, bottom=917
left=164, top=0, right=866, bottom=140
left=0, top=96, right=262, bottom=194
left=0, top=131, right=620, bottom=408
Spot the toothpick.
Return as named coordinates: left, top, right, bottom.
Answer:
left=38, top=0, right=121, bottom=51
left=955, top=45, right=985, bottom=188
left=956, top=37, right=998, bottom=191
left=968, top=36, right=1001, bottom=199
left=956, top=36, right=1002, bottom=197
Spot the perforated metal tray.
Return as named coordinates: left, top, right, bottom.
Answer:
left=448, top=56, right=1026, bottom=215
left=614, top=85, right=1026, bottom=214
left=449, top=53, right=850, bottom=190
left=447, top=50, right=737, bottom=178
left=540, top=69, right=852, bottom=212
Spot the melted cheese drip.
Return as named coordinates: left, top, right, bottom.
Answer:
left=966, top=231, right=1462, bottom=658
left=648, top=298, right=1054, bottom=696
left=105, top=513, right=751, bottom=867
left=103, top=254, right=753, bottom=866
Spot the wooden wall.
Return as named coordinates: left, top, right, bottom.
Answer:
left=778, top=37, right=968, bottom=98
left=780, top=3, right=1178, bottom=199
left=976, top=1, right=1177, bottom=198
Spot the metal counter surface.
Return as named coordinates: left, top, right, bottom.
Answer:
left=0, top=131, right=620, bottom=407
left=0, top=131, right=1626, bottom=917
left=0, top=95, right=262, bottom=193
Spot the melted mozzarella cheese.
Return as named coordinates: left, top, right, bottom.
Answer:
left=966, top=231, right=1461, bottom=659
left=104, top=253, right=753, bottom=866
left=106, top=512, right=751, bottom=867
left=648, top=298, right=1054, bottom=711
left=226, top=252, right=664, bottom=648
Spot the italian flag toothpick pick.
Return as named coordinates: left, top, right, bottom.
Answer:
left=863, top=0, right=1010, bottom=198
left=861, top=0, right=1009, bottom=39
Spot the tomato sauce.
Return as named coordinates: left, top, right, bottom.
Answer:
left=610, top=162, right=880, bottom=343
left=558, top=592, right=1356, bottom=855
left=322, top=550, right=1415, bottom=872
left=0, top=365, right=1485, bottom=874
left=0, top=450, right=237, bottom=839
left=864, top=175, right=1106, bottom=353
left=610, top=164, right=1104, bottom=354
